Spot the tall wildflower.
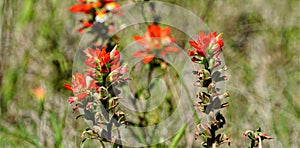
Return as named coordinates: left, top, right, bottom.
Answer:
left=64, top=45, right=128, bottom=146
left=190, top=31, right=231, bottom=147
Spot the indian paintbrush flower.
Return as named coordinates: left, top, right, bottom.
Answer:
left=190, top=31, right=230, bottom=147
left=64, top=73, right=98, bottom=103
left=64, top=44, right=128, bottom=147
left=32, top=86, right=45, bottom=101
left=69, top=0, right=121, bottom=33
left=189, top=31, right=224, bottom=66
left=132, top=23, right=179, bottom=64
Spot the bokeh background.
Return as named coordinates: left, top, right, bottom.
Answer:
left=0, top=0, right=299, bottom=147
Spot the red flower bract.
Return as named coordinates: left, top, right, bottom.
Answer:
left=73, top=73, right=87, bottom=91
left=84, top=47, right=110, bottom=70
left=64, top=83, right=73, bottom=92
left=84, top=46, right=121, bottom=73
left=132, top=23, right=178, bottom=64
left=64, top=72, right=98, bottom=103
left=76, top=92, right=88, bottom=101
left=98, top=47, right=111, bottom=67
left=84, top=48, right=101, bottom=68
left=68, top=97, right=76, bottom=104
left=142, top=54, right=155, bottom=64
left=69, top=2, right=101, bottom=14
left=189, top=31, right=224, bottom=58
left=69, top=0, right=121, bottom=33
left=71, top=73, right=97, bottom=93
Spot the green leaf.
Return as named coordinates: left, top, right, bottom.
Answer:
left=169, top=123, right=187, bottom=148
left=81, top=138, right=89, bottom=148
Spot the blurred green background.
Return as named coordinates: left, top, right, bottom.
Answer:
left=0, top=0, right=299, bottom=147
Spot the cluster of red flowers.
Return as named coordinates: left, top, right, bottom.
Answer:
left=189, top=31, right=232, bottom=147
left=69, top=0, right=121, bottom=33
left=66, top=2, right=275, bottom=147
left=84, top=46, right=120, bottom=72
left=64, top=73, right=97, bottom=103
left=189, top=31, right=223, bottom=64
left=64, top=46, right=127, bottom=104
left=132, top=23, right=179, bottom=64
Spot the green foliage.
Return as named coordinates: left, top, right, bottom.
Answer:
left=49, top=104, right=68, bottom=148
left=169, top=123, right=186, bottom=148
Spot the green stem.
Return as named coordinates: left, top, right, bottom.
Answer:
left=250, top=139, right=255, bottom=148
left=100, top=140, right=106, bottom=148
left=169, top=123, right=187, bottom=148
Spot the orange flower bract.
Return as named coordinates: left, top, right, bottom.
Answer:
left=33, top=86, right=45, bottom=100
left=132, top=23, right=178, bottom=64
left=189, top=31, right=224, bottom=58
